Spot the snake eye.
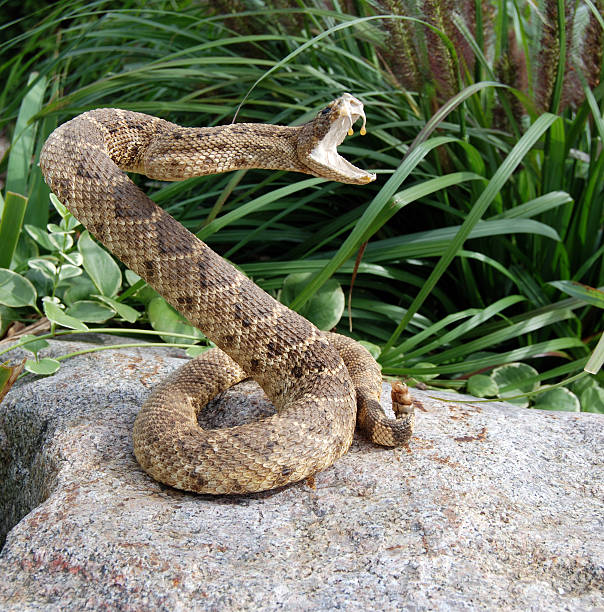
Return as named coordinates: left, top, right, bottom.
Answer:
left=320, top=107, right=331, bottom=115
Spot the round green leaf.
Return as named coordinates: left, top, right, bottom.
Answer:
left=580, top=386, right=604, bottom=413
left=17, top=334, right=49, bottom=357
left=25, top=358, right=60, bottom=375
left=25, top=269, right=53, bottom=298
left=43, top=299, right=88, bottom=331
left=27, top=258, right=56, bottom=278
left=147, top=296, right=204, bottom=345
left=67, top=300, right=114, bottom=323
left=48, top=231, right=74, bottom=253
left=533, top=387, right=580, bottom=412
left=282, top=273, right=344, bottom=331
left=185, top=345, right=210, bottom=358
left=501, top=388, right=528, bottom=407
left=62, top=250, right=84, bottom=267
left=491, top=362, right=539, bottom=407
left=50, top=193, right=69, bottom=218
left=93, top=295, right=140, bottom=323
left=358, top=340, right=381, bottom=360
left=411, top=362, right=439, bottom=381
left=78, top=230, right=122, bottom=297
left=58, top=264, right=82, bottom=282
left=125, top=270, right=140, bottom=286
left=124, top=270, right=158, bottom=304
left=467, top=374, right=498, bottom=398
left=60, top=215, right=81, bottom=232
left=47, top=223, right=67, bottom=234
left=24, top=224, right=54, bottom=252
left=0, top=268, right=37, bottom=307
left=571, top=375, right=597, bottom=396
left=60, top=275, right=98, bottom=306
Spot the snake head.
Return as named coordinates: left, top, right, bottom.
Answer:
left=297, top=93, right=376, bottom=185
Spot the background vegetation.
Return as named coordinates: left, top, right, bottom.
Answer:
left=0, top=0, right=603, bottom=411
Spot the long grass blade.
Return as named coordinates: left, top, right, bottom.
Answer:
left=288, top=135, right=457, bottom=309
left=0, top=192, right=28, bottom=269
left=386, top=337, right=584, bottom=376
left=381, top=113, right=560, bottom=357
left=3, top=72, right=46, bottom=202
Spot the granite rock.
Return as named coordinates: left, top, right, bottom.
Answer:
left=0, top=337, right=602, bottom=611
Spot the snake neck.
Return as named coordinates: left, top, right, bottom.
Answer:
left=151, top=123, right=306, bottom=180
left=92, top=112, right=308, bottom=181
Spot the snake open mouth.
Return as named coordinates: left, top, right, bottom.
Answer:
left=309, top=93, right=376, bottom=184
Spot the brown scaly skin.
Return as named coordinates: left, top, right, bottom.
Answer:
left=39, top=95, right=414, bottom=494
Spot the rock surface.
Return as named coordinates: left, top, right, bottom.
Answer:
left=0, top=336, right=602, bottom=611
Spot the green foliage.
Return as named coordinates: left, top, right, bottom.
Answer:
left=0, top=71, right=50, bottom=268
left=14, top=334, right=48, bottom=356
left=577, top=382, right=604, bottom=412
left=281, top=272, right=345, bottom=331
left=0, top=0, right=602, bottom=411
left=0, top=192, right=148, bottom=335
left=146, top=296, right=205, bottom=345
left=491, top=362, right=540, bottom=408
left=24, top=357, right=60, bottom=376
left=0, top=268, right=37, bottom=308
left=467, top=374, right=498, bottom=398
left=533, top=387, right=580, bottom=411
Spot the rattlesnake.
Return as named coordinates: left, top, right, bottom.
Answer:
left=39, top=94, right=414, bottom=494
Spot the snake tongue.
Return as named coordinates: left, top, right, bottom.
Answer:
left=309, top=94, right=376, bottom=184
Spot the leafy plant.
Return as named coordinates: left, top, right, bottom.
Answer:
left=0, top=190, right=205, bottom=354
left=0, top=1, right=602, bottom=412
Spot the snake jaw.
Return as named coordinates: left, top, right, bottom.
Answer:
left=299, top=93, right=376, bottom=185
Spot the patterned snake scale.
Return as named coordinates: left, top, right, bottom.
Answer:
left=39, top=94, right=415, bottom=494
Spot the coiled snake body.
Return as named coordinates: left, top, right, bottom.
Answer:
left=40, top=94, right=414, bottom=494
